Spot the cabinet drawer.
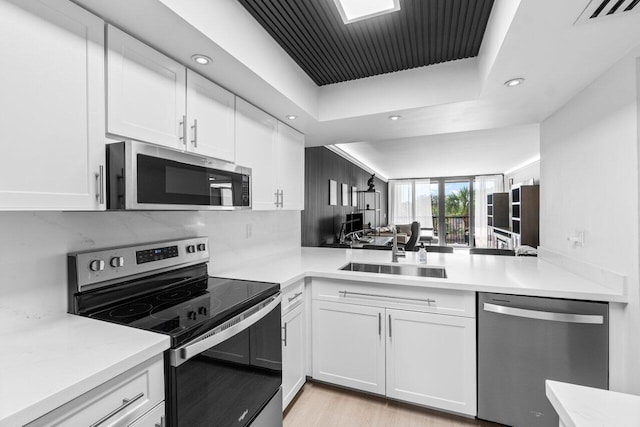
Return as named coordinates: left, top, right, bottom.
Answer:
left=28, top=354, right=164, bottom=427
left=129, top=402, right=165, bottom=427
left=312, top=278, right=475, bottom=318
left=281, top=280, right=305, bottom=315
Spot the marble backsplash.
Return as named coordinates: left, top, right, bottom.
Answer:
left=0, top=210, right=301, bottom=316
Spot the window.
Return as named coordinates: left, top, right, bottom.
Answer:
left=390, top=177, right=475, bottom=247
left=389, top=179, right=433, bottom=228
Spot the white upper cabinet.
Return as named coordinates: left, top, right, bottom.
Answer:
left=106, top=25, right=186, bottom=149
left=236, top=98, right=305, bottom=210
left=235, top=98, right=279, bottom=210
left=276, top=122, right=305, bottom=210
left=186, top=70, right=236, bottom=162
left=0, top=0, right=105, bottom=210
left=107, top=26, right=236, bottom=162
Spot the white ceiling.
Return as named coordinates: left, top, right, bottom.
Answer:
left=74, top=0, right=640, bottom=179
left=336, top=124, right=541, bottom=179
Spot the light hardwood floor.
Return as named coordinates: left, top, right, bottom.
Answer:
left=284, top=382, right=500, bottom=427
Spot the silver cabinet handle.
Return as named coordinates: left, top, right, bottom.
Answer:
left=378, top=312, right=381, bottom=336
left=388, top=314, right=392, bottom=338
left=339, top=290, right=436, bottom=305
left=89, top=392, right=144, bottom=427
left=179, top=115, right=187, bottom=146
left=191, top=119, right=198, bottom=147
left=95, top=165, right=104, bottom=205
left=483, top=303, right=604, bottom=324
left=274, top=189, right=283, bottom=208
left=288, top=292, right=303, bottom=303
left=155, top=416, right=165, bottom=427
left=282, top=322, right=288, bottom=347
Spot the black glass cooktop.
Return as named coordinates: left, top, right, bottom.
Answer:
left=88, top=276, right=278, bottom=347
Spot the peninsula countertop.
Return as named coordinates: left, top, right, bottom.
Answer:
left=211, top=247, right=626, bottom=303
left=546, top=380, right=640, bottom=426
left=1, top=246, right=625, bottom=426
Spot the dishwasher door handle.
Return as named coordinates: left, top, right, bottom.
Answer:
left=483, top=303, right=604, bottom=324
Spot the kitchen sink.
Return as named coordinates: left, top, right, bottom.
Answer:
left=340, top=262, right=447, bottom=278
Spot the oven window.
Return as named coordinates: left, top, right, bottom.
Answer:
left=169, top=304, right=282, bottom=426
left=137, top=154, right=248, bottom=206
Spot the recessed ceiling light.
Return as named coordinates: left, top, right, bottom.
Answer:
left=504, top=78, right=524, bottom=87
left=388, top=115, right=401, bottom=121
left=286, top=115, right=297, bottom=120
left=334, top=0, right=400, bottom=24
left=191, top=54, right=212, bottom=65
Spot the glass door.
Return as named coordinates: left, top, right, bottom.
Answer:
left=441, top=180, right=472, bottom=247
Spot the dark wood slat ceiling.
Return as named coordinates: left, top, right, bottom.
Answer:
left=237, top=0, right=494, bottom=86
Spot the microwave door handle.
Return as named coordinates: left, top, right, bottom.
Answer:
left=169, top=294, right=281, bottom=367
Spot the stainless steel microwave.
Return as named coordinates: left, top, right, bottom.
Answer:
left=106, top=140, right=251, bottom=210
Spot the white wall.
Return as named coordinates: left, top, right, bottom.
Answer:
left=504, top=159, right=540, bottom=188
left=0, top=210, right=300, bottom=317
left=540, top=49, right=640, bottom=393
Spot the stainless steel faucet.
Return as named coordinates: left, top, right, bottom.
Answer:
left=391, top=226, right=405, bottom=262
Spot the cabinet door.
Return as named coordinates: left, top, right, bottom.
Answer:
left=386, top=309, right=477, bottom=416
left=107, top=25, right=186, bottom=149
left=282, top=303, right=306, bottom=410
left=312, top=301, right=385, bottom=395
left=0, top=0, right=105, bottom=210
left=186, top=70, right=235, bottom=162
left=276, top=122, right=305, bottom=210
left=235, top=98, right=278, bottom=210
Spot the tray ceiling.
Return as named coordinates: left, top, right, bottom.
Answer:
left=237, top=0, right=494, bottom=86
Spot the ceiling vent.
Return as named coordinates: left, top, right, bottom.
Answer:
left=576, top=0, right=640, bottom=24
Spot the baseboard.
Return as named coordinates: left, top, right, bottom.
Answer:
left=537, top=247, right=627, bottom=297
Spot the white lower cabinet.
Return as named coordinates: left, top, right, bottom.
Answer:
left=128, top=402, right=165, bottom=427
left=311, top=279, right=477, bottom=416
left=27, top=354, right=164, bottom=427
left=386, top=309, right=476, bottom=415
left=281, top=282, right=307, bottom=410
left=282, top=303, right=306, bottom=409
left=312, top=301, right=385, bottom=395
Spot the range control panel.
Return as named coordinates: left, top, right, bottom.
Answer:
left=69, top=237, right=209, bottom=292
left=136, top=245, right=179, bottom=264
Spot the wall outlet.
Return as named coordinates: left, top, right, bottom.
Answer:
left=567, top=229, right=585, bottom=247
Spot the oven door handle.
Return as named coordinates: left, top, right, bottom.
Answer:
left=169, top=293, right=281, bottom=367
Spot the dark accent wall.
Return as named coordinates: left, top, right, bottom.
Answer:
left=302, top=147, right=388, bottom=247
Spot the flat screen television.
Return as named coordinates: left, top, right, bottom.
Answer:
left=345, top=212, right=364, bottom=234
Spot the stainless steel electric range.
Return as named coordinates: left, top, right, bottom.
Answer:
left=68, top=237, right=282, bottom=427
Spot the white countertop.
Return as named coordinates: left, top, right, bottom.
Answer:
left=546, top=380, right=640, bottom=426
left=212, top=247, right=626, bottom=303
left=1, top=247, right=624, bottom=426
left=0, top=309, right=169, bottom=427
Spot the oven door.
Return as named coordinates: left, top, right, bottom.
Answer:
left=167, top=294, right=282, bottom=427
left=107, top=140, right=251, bottom=210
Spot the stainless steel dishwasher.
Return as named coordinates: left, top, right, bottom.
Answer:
left=477, top=293, right=608, bottom=427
